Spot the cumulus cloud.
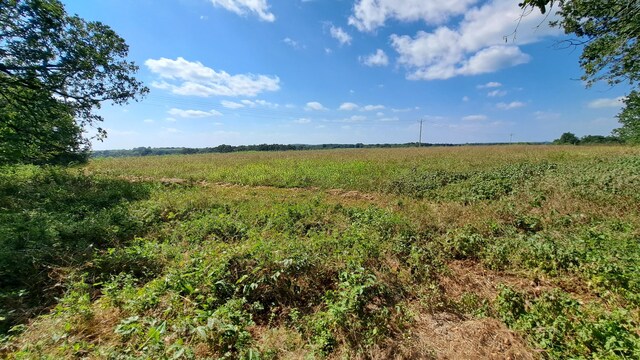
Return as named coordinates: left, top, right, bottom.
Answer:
left=339, top=102, right=359, bottom=111
left=221, top=100, right=245, bottom=109
left=330, top=25, right=352, bottom=45
left=360, top=49, right=389, bottom=67
left=241, top=99, right=280, bottom=108
left=478, top=81, right=502, bottom=88
left=349, top=0, right=476, bottom=32
left=146, top=57, right=280, bottom=97
left=362, top=104, right=385, bottom=111
left=343, top=115, right=367, bottom=122
left=587, top=97, right=625, bottom=108
left=462, top=114, right=487, bottom=121
left=283, top=37, right=303, bottom=49
left=168, top=108, right=223, bottom=118
left=210, top=0, right=275, bottom=22
left=497, top=101, right=526, bottom=110
left=458, top=46, right=530, bottom=76
left=294, top=118, right=312, bottom=124
left=487, top=89, right=507, bottom=97
left=305, top=102, right=327, bottom=111
left=389, top=0, right=559, bottom=80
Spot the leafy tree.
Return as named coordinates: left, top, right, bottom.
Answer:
left=554, top=132, right=580, bottom=145
left=0, top=0, right=148, bottom=164
left=579, top=134, right=622, bottom=144
left=0, top=85, right=89, bottom=164
left=614, top=91, right=640, bottom=144
left=521, top=0, right=639, bottom=142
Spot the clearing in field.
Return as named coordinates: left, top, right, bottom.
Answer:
left=1, top=145, right=639, bottom=359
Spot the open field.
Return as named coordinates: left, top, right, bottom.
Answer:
left=1, top=145, right=640, bottom=359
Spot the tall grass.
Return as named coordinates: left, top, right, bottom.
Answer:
left=2, top=145, right=639, bottom=359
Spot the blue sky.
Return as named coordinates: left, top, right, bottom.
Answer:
left=61, top=0, right=629, bottom=149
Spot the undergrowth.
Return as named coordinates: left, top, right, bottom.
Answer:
left=1, top=146, right=639, bottom=358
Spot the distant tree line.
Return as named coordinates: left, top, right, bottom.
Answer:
left=553, top=132, right=623, bottom=145
left=91, top=142, right=550, bottom=158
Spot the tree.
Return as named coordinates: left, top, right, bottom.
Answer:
left=0, top=0, right=148, bottom=164
left=521, top=0, right=640, bottom=142
left=554, top=132, right=580, bottom=145
left=614, top=91, right=640, bottom=144
left=0, top=85, right=89, bottom=164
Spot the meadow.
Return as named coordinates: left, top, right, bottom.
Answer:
left=1, top=145, right=639, bottom=359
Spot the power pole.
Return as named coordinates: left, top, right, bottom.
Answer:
left=418, top=119, right=424, bottom=147
left=509, top=133, right=513, bottom=143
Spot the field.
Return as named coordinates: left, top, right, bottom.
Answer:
left=1, top=145, right=639, bottom=359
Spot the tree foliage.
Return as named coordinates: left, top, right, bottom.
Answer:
left=0, top=85, right=89, bottom=164
left=521, top=0, right=640, bottom=143
left=0, top=0, right=148, bottom=164
left=554, top=132, right=580, bottom=145
left=614, top=91, right=640, bottom=144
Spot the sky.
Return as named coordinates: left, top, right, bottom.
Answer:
left=61, top=0, right=630, bottom=150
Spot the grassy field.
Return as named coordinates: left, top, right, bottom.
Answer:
left=1, top=145, right=639, bottom=359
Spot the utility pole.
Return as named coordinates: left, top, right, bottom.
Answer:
left=418, top=119, right=424, bottom=147
left=509, top=133, right=513, bottom=143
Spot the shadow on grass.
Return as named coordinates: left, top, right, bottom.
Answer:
left=0, top=166, right=153, bottom=334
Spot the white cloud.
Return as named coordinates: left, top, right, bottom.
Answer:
left=330, top=25, right=352, bottom=45
left=362, top=104, right=385, bottom=111
left=294, top=118, right=312, bottom=124
left=146, top=57, right=280, bottom=97
left=305, top=102, right=327, bottom=111
left=390, top=0, right=559, bottom=80
left=487, top=89, right=507, bottom=97
left=457, top=46, right=530, bottom=76
left=343, top=115, right=366, bottom=122
left=478, top=81, right=502, bottom=88
left=349, top=0, right=477, bottom=32
left=587, top=97, right=625, bottom=108
left=283, top=37, right=303, bottom=49
left=221, top=100, right=245, bottom=109
left=462, top=96, right=470, bottom=102
left=229, top=99, right=279, bottom=108
left=360, top=49, right=389, bottom=67
left=209, top=0, right=275, bottom=22
left=168, top=108, right=223, bottom=118
left=463, top=114, right=487, bottom=121
left=391, top=107, right=413, bottom=112
left=143, top=119, right=154, bottom=123
left=497, top=101, right=526, bottom=110
left=376, top=112, right=385, bottom=117
left=339, top=102, right=359, bottom=111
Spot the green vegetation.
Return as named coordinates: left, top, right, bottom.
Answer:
left=1, top=146, right=639, bottom=358
left=521, top=0, right=640, bottom=142
left=0, top=0, right=147, bottom=165
left=553, top=132, right=622, bottom=145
